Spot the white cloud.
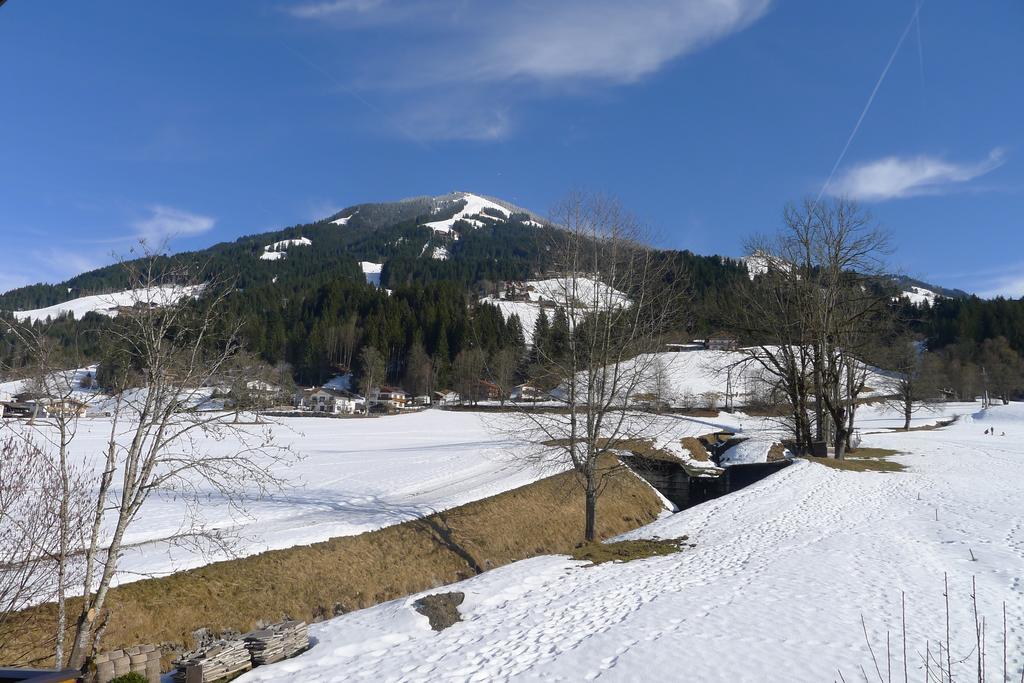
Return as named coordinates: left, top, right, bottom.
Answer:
left=827, top=148, right=1006, bottom=201
left=976, top=271, right=1024, bottom=299
left=288, top=0, right=387, bottom=19
left=455, top=0, right=771, bottom=85
left=396, top=104, right=511, bottom=142
left=132, top=205, right=215, bottom=243
left=287, top=0, right=770, bottom=140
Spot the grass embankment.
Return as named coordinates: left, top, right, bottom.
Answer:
left=3, top=456, right=663, bottom=667
left=571, top=537, right=691, bottom=565
left=802, top=448, right=904, bottom=473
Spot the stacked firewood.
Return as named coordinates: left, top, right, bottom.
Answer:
left=243, top=620, right=309, bottom=666
left=171, top=638, right=252, bottom=683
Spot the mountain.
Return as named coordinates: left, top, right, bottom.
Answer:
left=0, top=192, right=552, bottom=312
left=0, top=191, right=743, bottom=385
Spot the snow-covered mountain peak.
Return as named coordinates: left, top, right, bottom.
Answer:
left=424, top=192, right=514, bottom=235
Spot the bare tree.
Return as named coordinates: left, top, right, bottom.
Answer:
left=734, top=199, right=890, bottom=458
left=0, top=328, right=95, bottom=665
left=487, top=347, right=520, bottom=407
left=358, top=345, right=386, bottom=398
left=6, top=249, right=296, bottom=669
left=0, top=434, right=87, bottom=665
left=403, top=341, right=434, bottom=397
left=502, top=193, right=682, bottom=542
left=453, top=348, right=486, bottom=405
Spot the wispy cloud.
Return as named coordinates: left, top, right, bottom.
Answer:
left=286, top=0, right=770, bottom=140
left=476, top=1, right=768, bottom=85
left=979, top=275, right=1024, bottom=299
left=827, top=148, right=1006, bottom=201
left=396, top=103, right=511, bottom=142
left=288, top=0, right=387, bottom=19
left=132, top=205, right=215, bottom=243
left=973, top=263, right=1024, bottom=299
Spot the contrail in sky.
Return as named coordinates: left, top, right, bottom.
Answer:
left=817, top=2, right=926, bottom=202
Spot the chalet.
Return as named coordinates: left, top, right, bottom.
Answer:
left=298, top=387, right=364, bottom=415
left=369, top=386, right=408, bottom=410
left=476, top=380, right=503, bottom=402
left=700, top=333, right=739, bottom=352
left=665, top=342, right=704, bottom=353
left=410, top=394, right=432, bottom=407
left=45, top=399, right=88, bottom=418
left=510, top=383, right=546, bottom=402
left=432, top=389, right=460, bottom=406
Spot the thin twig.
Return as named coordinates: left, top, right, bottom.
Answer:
left=864, top=614, right=885, bottom=683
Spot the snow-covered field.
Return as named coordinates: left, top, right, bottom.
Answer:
left=3, top=411, right=553, bottom=584
left=240, top=401, right=1024, bottom=682
left=8, top=285, right=203, bottom=323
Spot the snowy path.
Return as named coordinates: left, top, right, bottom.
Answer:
left=242, top=403, right=1024, bottom=682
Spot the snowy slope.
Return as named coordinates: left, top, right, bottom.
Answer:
left=260, top=237, right=311, bottom=261
left=902, top=285, right=939, bottom=306
left=360, top=261, right=383, bottom=287
left=330, top=210, right=357, bottom=226
left=10, top=285, right=203, bottom=323
left=635, top=349, right=891, bottom=407
left=241, top=402, right=1024, bottom=682
left=423, top=192, right=512, bottom=234
left=483, top=276, right=630, bottom=343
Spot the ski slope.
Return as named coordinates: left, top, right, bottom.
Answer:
left=9, top=285, right=203, bottom=323
left=242, top=402, right=1024, bottom=682
left=424, top=192, right=511, bottom=234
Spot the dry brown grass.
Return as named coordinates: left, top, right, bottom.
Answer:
left=801, top=448, right=904, bottom=473
left=2, top=457, right=663, bottom=667
left=680, top=437, right=710, bottom=462
left=767, top=442, right=787, bottom=462
left=570, top=537, right=690, bottom=565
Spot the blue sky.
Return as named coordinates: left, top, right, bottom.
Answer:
left=1, top=1, right=1021, bottom=296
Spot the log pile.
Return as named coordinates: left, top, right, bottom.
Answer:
left=244, top=620, right=309, bottom=665
left=171, top=638, right=251, bottom=683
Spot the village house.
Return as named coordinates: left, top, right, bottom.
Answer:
left=698, top=333, right=739, bottom=351
left=369, top=386, right=408, bottom=410
left=510, top=383, right=546, bottom=402
left=297, top=387, right=364, bottom=415
left=432, top=389, right=460, bottom=406
left=475, top=380, right=503, bottom=402
left=665, top=342, right=704, bottom=352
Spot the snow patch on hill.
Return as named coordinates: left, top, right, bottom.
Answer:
left=482, top=277, right=630, bottom=342
left=424, top=192, right=511, bottom=234
left=360, top=261, right=383, bottom=287
left=10, top=285, right=204, bottom=324
left=901, top=285, right=939, bottom=306
left=331, top=210, right=357, bottom=226
left=260, top=237, right=312, bottom=261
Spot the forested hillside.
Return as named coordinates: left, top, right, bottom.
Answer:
left=2, top=191, right=1022, bottom=396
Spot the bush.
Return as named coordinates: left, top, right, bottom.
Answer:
left=108, top=673, right=148, bottom=683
